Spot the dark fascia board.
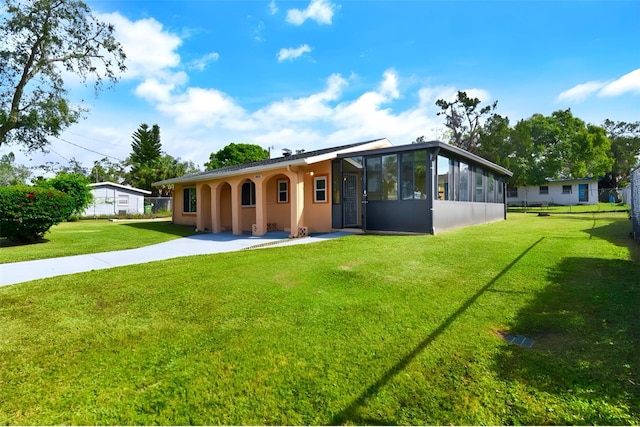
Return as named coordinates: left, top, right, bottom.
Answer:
left=338, top=140, right=513, bottom=177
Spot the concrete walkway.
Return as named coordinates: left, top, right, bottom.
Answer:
left=0, top=231, right=354, bottom=287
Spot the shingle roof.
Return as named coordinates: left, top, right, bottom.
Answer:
left=154, top=138, right=389, bottom=186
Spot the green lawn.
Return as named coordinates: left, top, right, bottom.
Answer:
left=0, top=219, right=196, bottom=263
left=508, top=202, right=629, bottom=213
left=0, top=213, right=638, bottom=425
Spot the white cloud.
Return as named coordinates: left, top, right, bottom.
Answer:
left=286, top=0, right=336, bottom=25
left=557, top=68, right=640, bottom=102
left=378, top=69, right=400, bottom=99
left=599, top=68, right=640, bottom=97
left=97, top=12, right=182, bottom=80
left=157, top=87, right=254, bottom=131
left=277, top=44, right=312, bottom=62
left=557, top=81, right=606, bottom=102
left=190, top=52, right=220, bottom=71
left=269, top=0, right=278, bottom=15
left=253, top=73, right=347, bottom=123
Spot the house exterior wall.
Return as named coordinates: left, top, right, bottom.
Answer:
left=84, top=185, right=147, bottom=216
left=170, top=162, right=335, bottom=235
left=507, top=180, right=598, bottom=206
left=433, top=201, right=505, bottom=233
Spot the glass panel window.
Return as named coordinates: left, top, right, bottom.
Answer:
left=242, top=181, right=256, bottom=206
left=459, top=162, right=470, bottom=201
left=437, top=155, right=450, bottom=200
left=366, top=157, right=382, bottom=201
left=414, top=150, right=427, bottom=199
left=540, top=185, right=549, bottom=195
left=277, top=180, right=288, bottom=203
left=475, top=168, right=485, bottom=202
left=497, top=177, right=504, bottom=202
left=314, top=176, right=327, bottom=203
left=488, top=173, right=495, bottom=203
left=382, top=154, right=398, bottom=200
left=507, top=186, right=518, bottom=198
left=562, top=185, right=572, bottom=194
left=183, top=187, right=197, bottom=213
left=401, top=152, right=415, bottom=200
left=118, top=195, right=129, bottom=206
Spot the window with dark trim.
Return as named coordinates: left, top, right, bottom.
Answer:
left=183, top=187, right=197, bottom=213
left=540, top=185, right=549, bottom=195
left=474, top=168, right=485, bottom=202
left=277, top=180, right=288, bottom=203
left=382, top=154, right=398, bottom=200
left=241, top=181, right=256, bottom=206
left=562, top=185, right=572, bottom=194
left=507, top=186, right=518, bottom=198
left=314, top=176, right=328, bottom=203
left=366, top=157, right=382, bottom=201
left=460, top=162, right=470, bottom=201
left=437, top=155, right=450, bottom=200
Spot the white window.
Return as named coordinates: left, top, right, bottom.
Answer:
left=118, top=195, right=129, bottom=206
left=277, top=180, right=288, bottom=203
left=562, top=185, right=572, bottom=194
left=314, top=176, right=327, bottom=203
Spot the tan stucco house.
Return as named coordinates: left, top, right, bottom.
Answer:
left=154, top=138, right=512, bottom=236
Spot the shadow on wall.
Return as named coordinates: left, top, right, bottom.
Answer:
left=493, top=256, right=640, bottom=425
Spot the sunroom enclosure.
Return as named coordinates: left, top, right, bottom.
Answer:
left=331, top=142, right=512, bottom=234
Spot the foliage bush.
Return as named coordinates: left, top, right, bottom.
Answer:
left=35, top=173, right=92, bottom=216
left=0, top=186, right=75, bottom=242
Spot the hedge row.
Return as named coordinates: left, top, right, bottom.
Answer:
left=0, top=186, right=76, bottom=243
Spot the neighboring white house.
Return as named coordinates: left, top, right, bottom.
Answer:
left=507, top=178, right=598, bottom=206
left=84, top=182, right=151, bottom=217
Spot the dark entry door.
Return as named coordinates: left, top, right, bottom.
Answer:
left=343, top=173, right=360, bottom=227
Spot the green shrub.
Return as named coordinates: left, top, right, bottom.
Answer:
left=0, top=186, right=75, bottom=243
left=36, top=173, right=92, bottom=216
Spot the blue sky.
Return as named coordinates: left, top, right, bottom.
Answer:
left=6, top=0, right=640, bottom=172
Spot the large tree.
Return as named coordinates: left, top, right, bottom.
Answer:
left=0, top=0, right=126, bottom=150
left=205, top=143, right=269, bottom=170
left=478, top=109, right=613, bottom=186
left=129, top=124, right=162, bottom=165
left=435, top=91, right=498, bottom=153
left=600, top=119, right=640, bottom=188
left=90, top=156, right=126, bottom=183
left=0, top=152, right=31, bottom=186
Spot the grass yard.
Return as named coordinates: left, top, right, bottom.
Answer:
left=508, top=202, right=629, bottom=214
left=0, top=219, right=196, bottom=263
left=0, top=213, right=638, bottom=425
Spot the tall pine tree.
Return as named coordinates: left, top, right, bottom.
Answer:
left=130, top=124, right=162, bottom=165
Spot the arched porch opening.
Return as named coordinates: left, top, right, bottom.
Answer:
left=218, top=182, right=232, bottom=232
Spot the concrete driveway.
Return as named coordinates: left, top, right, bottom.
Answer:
left=0, top=231, right=354, bottom=287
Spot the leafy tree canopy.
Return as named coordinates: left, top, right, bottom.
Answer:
left=0, top=0, right=126, bottom=150
left=600, top=120, right=640, bottom=188
left=35, top=172, right=92, bottom=216
left=435, top=91, right=498, bottom=153
left=90, top=157, right=126, bottom=184
left=0, top=152, right=31, bottom=186
left=205, top=143, right=269, bottom=170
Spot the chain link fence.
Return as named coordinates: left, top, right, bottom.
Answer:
left=631, top=167, right=640, bottom=242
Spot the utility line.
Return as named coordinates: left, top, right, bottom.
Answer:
left=52, top=135, right=125, bottom=162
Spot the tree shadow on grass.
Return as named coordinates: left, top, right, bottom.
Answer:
left=585, top=217, right=640, bottom=262
left=328, top=238, right=545, bottom=426
left=494, top=256, right=640, bottom=424
left=120, top=220, right=196, bottom=238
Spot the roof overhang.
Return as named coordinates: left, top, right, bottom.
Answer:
left=339, top=140, right=513, bottom=177
left=153, top=138, right=393, bottom=187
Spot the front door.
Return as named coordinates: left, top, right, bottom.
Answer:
left=343, top=173, right=360, bottom=227
left=578, top=183, right=589, bottom=202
